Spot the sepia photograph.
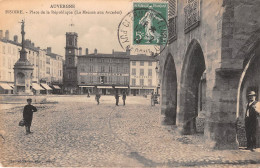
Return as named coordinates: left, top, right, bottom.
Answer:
left=0, top=0, right=260, bottom=167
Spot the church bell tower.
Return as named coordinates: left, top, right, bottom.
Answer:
left=63, top=32, right=79, bottom=94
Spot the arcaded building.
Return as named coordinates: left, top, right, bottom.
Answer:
left=160, top=0, right=260, bottom=149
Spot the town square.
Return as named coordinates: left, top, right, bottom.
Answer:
left=0, top=0, right=260, bottom=167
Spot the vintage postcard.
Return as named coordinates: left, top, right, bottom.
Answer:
left=0, top=0, right=260, bottom=167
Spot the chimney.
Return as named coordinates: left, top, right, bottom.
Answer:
left=112, top=49, right=114, bottom=54
left=32, top=43, right=35, bottom=47
left=25, top=39, right=30, bottom=47
left=0, top=30, right=3, bottom=39
left=5, top=30, right=9, bottom=40
left=13, top=35, right=18, bottom=43
left=85, top=48, right=88, bottom=55
left=47, top=47, right=52, bottom=54
left=94, top=48, right=97, bottom=55
left=79, top=47, right=82, bottom=56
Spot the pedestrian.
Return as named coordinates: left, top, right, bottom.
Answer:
left=122, top=91, right=127, bottom=106
left=245, top=91, right=260, bottom=150
left=23, top=98, right=37, bottom=135
left=151, top=92, right=155, bottom=106
left=95, top=92, right=101, bottom=105
left=115, top=91, right=120, bottom=106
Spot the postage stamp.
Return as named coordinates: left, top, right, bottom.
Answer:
left=118, top=2, right=168, bottom=56
left=133, top=2, right=168, bottom=45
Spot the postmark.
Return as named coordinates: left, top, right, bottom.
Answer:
left=118, top=2, right=168, bottom=56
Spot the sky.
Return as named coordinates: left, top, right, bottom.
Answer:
left=0, top=0, right=135, bottom=56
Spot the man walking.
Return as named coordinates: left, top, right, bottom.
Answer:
left=245, top=91, right=259, bottom=150
left=95, top=91, right=101, bottom=105
left=23, top=98, right=37, bottom=135
left=122, top=91, right=127, bottom=106
left=115, top=91, right=120, bottom=106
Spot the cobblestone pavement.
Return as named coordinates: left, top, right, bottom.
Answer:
left=0, top=95, right=260, bottom=167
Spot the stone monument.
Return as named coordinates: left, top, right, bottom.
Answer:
left=13, top=20, right=34, bottom=95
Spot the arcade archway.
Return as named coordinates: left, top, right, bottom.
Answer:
left=161, top=54, right=177, bottom=125
left=237, top=43, right=260, bottom=147
left=179, top=40, right=206, bottom=134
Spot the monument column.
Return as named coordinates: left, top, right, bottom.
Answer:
left=13, top=20, right=34, bottom=95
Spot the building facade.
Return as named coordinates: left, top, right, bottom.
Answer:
left=77, top=50, right=130, bottom=95
left=160, top=0, right=260, bottom=149
left=0, top=30, right=63, bottom=94
left=129, top=55, right=158, bottom=96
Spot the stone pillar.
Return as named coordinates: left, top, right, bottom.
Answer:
left=204, top=69, right=241, bottom=149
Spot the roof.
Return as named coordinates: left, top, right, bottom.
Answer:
left=78, top=53, right=130, bottom=59
left=0, top=38, right=39, bottom=52
left=46, top=52, right=62, bottom=59
left=129, top=55, right=157, bottom=61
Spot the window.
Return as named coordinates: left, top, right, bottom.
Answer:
left=69, top=38, right=73, bottom=45
left=140, top=69, right=144, bottom=76
left=148, top=69, right=152, bottom=76
left=90, top=65, right=94, bottom=72
left=140, top=79, right=144, bottom=86
left=124, top=67, right=128, bottom=73
left=90, top=76, right=93, bottom=83
left=132, top=78, right=136, bottom=86
left=90, top=58, right=93, bottom=62
left=109, top=76, right=112, bottom=83
left=100, top=76, right=106, bottom=84
left=124, top=77, right=128, bottom=85
left=47, top=57, right=51, bottom=64
left=148, top=62, right=152, bottom=66
left=132, top=68, right=136, bottom=75
left=101, top=66, right=105, bottom=72
left=109, top=66, right=113, bottom=73
left=101, top=59, right=104, bottom=63
left=148, top=79, right=152, bottom=86
left=3, top=57, right=5, bottom=67
left=46, top=67, right=50, bottom=74
left=132, top=61, right=136, bottom=66
left=140, top=61, right=144, bottom=66
left=116, top=66, right=120, bottom=72
left=116, top=76, right=120, bottom=84
left=8, top=58, right=11, bottom=69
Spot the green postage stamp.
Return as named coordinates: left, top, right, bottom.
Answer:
left=133, top=2, right=168, bottom=45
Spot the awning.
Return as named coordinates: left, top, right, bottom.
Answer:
left=97, top=86, right=113, bottom=89
left=0, top=83, right=13, bottom=90
left=8, top=84, right=14, bottom=88
left=130, top=86, right=156, bottom=89
left=41, top=83, right=52, bottom=90
left=79, top=86, right=95, bottom=88
left=32, top=83, right=44, bottom=90
left=115, top=86, right=128, bottom=89
left=53, top=85, right=61, bottom=89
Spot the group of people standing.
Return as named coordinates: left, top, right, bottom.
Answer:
left=95, top=91, right=127, bottom=106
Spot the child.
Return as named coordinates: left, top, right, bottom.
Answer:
left=23, top=98, right=37, bottom=135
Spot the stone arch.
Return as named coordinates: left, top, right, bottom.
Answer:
left=161, top=53, right=177, bottom=125
left=16, top=72, right=25, bottom=85
left=178, top=39, right=206, bottom=134
left=236, top=41, right=260, bottom=147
